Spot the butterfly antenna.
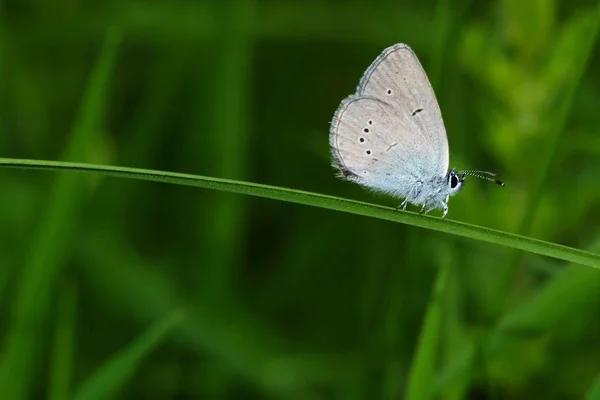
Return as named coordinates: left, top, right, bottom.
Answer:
left=459, top=170, right=504, bottom=186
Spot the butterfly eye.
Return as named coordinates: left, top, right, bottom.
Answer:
left=450, top=174, right=459, bottom=189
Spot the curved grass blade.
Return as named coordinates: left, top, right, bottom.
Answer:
left=72, top=311, right=184, bottom=400
left=586, top=373, right=600, bottom=400
left=48, top=276, right=78, bottom=400
left=405, top=263, right=449, bottom=400
left=0, top=158, right=599, bottom=269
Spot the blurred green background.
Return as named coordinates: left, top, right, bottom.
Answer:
left=1, top=0, right=600, bottom=399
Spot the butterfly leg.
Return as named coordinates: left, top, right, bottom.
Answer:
left=421, top=204, right=436, bottom=215
left=397, top=198, right=409, bottom=210
left=397, top=185, right=418, bottom=210
left=441, top=195, right=450, bottom=218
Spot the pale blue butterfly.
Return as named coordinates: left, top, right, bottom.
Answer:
left=330, top=44, right=503, bottom=218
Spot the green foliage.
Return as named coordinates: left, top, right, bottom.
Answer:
left=0, top=0, right=599, bottom=399
left=72, top=311, right=184, bottom=400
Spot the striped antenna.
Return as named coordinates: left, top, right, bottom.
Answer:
left=458, top=170, right=504, bottom=186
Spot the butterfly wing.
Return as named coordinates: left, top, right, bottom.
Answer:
left=358, top=44, right=449, bottom=175
left=329, top=44, right=449, bottom=197
left=330, top=95, right=433, bottom=197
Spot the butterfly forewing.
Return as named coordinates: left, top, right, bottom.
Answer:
left=356, top=44, right=449, bottom=175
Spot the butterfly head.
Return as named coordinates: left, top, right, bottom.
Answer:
left=446, top=170, right=466, bottom=196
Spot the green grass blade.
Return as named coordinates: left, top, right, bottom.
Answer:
left=406, top=263, right=449, bottom=400
left=1, top=158, right=599, bottom=269
left=48, top=276, right=78, bottom=400
left=435, top=341, right=476, bottom=395
left=197, top=0, right=255, bottom=302
left=440, top=248, right=472, bottom=400
left=496, top=262, right=600, bottom=334
left=72, top=311, right=184, bottom=400
left=585, top=374, right=600, bottom=400
left=0, top=29, right=120, bottom=400
left=487, top=240, right=600, bottom=358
